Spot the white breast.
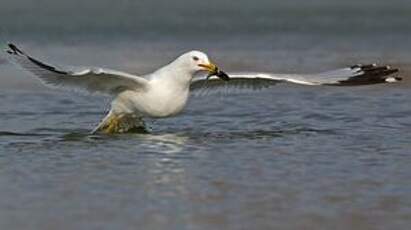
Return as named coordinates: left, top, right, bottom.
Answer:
left=112, top=78, right=190, bottom=118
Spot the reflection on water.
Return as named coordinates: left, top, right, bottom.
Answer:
left=135, top=133, right=188, bottom=154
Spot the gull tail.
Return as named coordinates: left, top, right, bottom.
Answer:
left=92, top=110, right=148, bottom=134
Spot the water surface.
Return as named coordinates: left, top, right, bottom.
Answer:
left=1, top=86, right=410, bottom=229
left=1, top=0, right=411, bottom=229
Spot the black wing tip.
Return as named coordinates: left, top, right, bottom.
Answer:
left=351, top=63, right=399, bottom=72
left=6, top=43, right=68, bottom=75
left=26, top=56, right=68, bottom=75
left=6, top=43, right=25, bottom=55
left=350, top=63, right=400, bottom=76
left=338, top=63, right=401, bottom=86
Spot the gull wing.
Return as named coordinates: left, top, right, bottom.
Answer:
left=190, top=64, right=400, bottom=96
left=5, top=43, right=148, bottom=95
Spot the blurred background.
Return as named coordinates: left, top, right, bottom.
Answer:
left=0, top=0, right=410, bottom=88
left=1, top=1, right=411, bottom=230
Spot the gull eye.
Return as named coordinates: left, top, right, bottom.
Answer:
left=192, top=56, right=199, bottom=61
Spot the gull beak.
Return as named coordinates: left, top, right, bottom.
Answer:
left=198, top=63, right=230, bottom=81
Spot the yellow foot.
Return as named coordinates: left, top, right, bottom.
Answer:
left=98, top=114, right=147, bottom=134
left=101, top=115, right=120, bottom=134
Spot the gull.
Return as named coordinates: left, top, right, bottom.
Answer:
left=4, top=43, right=401, bottom=134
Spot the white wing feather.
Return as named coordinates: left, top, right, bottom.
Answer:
left=5, top=43, right=148, bottom=95
left=190, top=64, right=400, bottom=96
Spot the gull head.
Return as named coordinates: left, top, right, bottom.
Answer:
left=176, top=51, right=230, bottom=81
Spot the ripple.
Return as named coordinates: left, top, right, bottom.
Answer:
left=0, top=131, right=50, bottom=137
left=176, top=126, right=338, bottom=142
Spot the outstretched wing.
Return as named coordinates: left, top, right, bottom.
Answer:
left=190, top=64, right=400, bottom=96
left=5, top=43, right=148, bottom=95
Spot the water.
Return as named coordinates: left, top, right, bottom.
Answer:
left=1, top=0, right=411, bottom=229
left=1, top=87, right=410, bottom=229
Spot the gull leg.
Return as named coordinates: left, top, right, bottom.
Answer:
left=91, top=111, right=117, bottom=134
left=92, top=111, right=148, bottom=134
left=104, top=115, right=120, bottom=134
